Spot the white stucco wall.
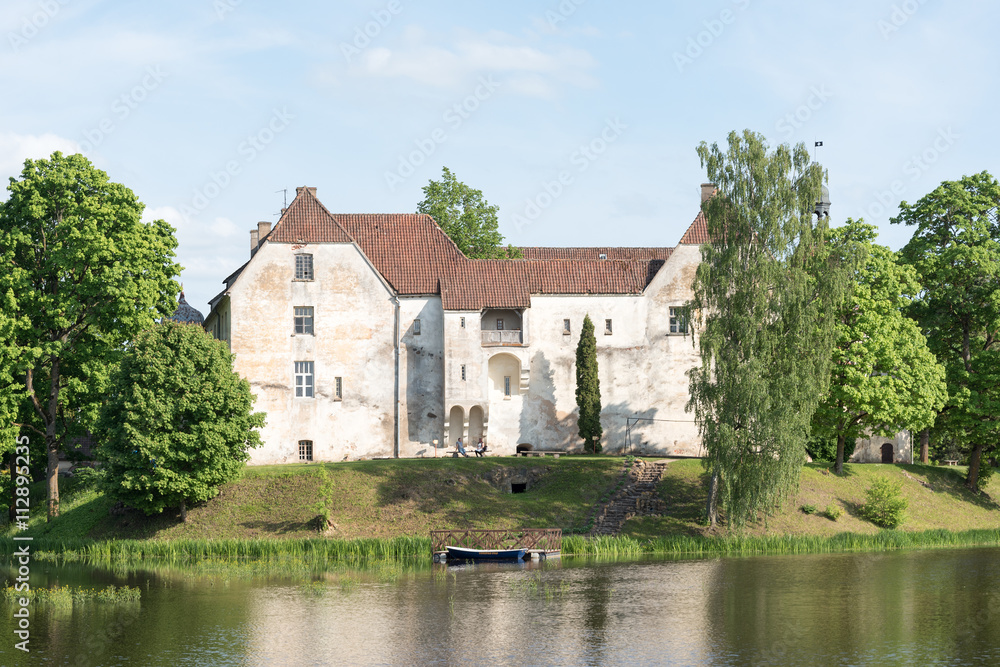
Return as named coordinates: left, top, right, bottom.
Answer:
left=397, top=297, right=444, bottom=457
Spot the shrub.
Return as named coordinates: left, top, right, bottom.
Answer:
left=977, top=465, right=994, bottom=493
left=800, top=504, right=818, bottom=515
left=859, top=476, right=907, bottom=529
left=825, top=504, right=843, bottom=521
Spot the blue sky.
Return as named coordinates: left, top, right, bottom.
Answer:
left=1, top=0, right=996, bottom=313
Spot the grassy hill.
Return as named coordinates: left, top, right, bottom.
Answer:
left=9, top=457, right=1000, bottom=545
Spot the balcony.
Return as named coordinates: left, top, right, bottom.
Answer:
left=482, top=330, right=523, bottom=346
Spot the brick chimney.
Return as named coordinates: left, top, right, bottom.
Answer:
left=295, top=186, right=317, bottom=197
left=700, top=183, right=717, bottom=203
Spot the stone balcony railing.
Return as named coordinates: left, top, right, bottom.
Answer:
left=481, top=330, right=523, bottom=346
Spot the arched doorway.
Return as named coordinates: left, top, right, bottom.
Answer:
left=447, top=405, right=465, bottom=448
left=881, top=442, right=894, bottom=463
left=468, top=406, right=485, bottom=445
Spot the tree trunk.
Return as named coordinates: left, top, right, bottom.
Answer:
left=966, top=442, right=986, bottom=491
left=179, top=498, right=187, bottom=522
left=45, top=357, right=61, bottom=520
left=705, top=468, right=719, bottom=527
left=919, top=429, right=930, bottom=464
left=835, top=433, right=846, bottom=475
left=7, top=452, right=15, bottom=524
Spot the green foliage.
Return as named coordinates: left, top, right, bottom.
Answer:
left=805, top=433, right=855, bottom=462
left=0, top=151, right=180, bottom=516
left=859, top=476, right=908, bottom=529
left=575, top=315, right=602, bottom=453
left=800, top=504, right=818, bottom=515
left=977, top=465, right=994, bottom=493
left=96, top=322, right=264, bottom=517
left=812, top=220, right=947, bottom=474
left=688, top=130, right=854, bottom=527
left=2, top=584, right=140, bottom=606
left=416, top=167, right=521, bottom=258
left=893, top=171, right=1000, bottom=490
left=825, top=504, right=843, bottom=521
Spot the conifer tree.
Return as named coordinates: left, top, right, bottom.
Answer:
left=576, top=315, right=603, bottom=454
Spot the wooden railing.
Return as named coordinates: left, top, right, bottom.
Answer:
left=481, top=330, right=523, bottom=346
left=431, top=528, right=561, bottom=553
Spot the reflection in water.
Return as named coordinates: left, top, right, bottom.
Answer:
left=1, top=548, right=1000, bottom=665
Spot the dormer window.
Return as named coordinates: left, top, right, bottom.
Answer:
left=598, top=253, right=607, bottom=260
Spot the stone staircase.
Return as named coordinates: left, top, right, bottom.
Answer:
left=590, top=459, right=670, bottom=536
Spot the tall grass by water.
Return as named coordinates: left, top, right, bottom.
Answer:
left=562, top=528, right=1000, bottom=558
left=1, top=584, right=141, bottom=606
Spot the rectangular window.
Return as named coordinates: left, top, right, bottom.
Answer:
left=461, top=364, right=467, bottom=381
left=294, top=254, right=313, bottom=281
left=460, top=317, right=466, bottom=328
left=496, top=318, right=504, bottom=331
left=294, top=306, right=314, bottom=335
left=563, top=319, right=571, bottom=335
left=504, top=376, right=511, bottom=397
left=413, top=319, right=421, bottom=335
left=605, top=319, right=613, bottom=335
left=334, top=376, right=342, bottom=401
left=670, top=307, right=688, bottom=334
left=299, top=440, right=313, bottom=461
left=294, top=361, right=314, bottom=398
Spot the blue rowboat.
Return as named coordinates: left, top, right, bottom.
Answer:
left=445, top=546, right=528, bottom=562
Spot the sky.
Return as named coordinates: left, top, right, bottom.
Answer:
left=1, top=0, right=996, bottom=314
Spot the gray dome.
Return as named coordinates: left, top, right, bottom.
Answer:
left=170, top=292, right=204, bottom=325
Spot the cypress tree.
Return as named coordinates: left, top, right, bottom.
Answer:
left=576, top=314, right=603, bottom=454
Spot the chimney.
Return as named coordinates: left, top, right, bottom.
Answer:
left=295, top=186, right=317, bottom=197
left=700, top=183, right=717, bottom=203
left=257, top=221, right=271, bottom=242
left=250, top=229, right=259, bottom=257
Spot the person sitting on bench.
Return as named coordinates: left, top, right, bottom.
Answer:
left=474, top=437, right=487, bottom=457
left=456, top=437, right=469, bottom=457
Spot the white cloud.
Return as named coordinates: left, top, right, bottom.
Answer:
left=0, top=132, right=81, bottom=184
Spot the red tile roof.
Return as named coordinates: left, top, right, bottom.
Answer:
left=678, top=211, right=710, bottom=245
left=243, top=187, right=692, bottom=310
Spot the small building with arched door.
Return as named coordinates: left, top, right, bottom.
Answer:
left=849, top=431, right=912, bottom=464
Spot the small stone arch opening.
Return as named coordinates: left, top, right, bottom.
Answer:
left=511, top=483, right=527, bottom=494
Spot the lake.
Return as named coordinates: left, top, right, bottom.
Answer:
left=2, top=547, right=1000, bottom=665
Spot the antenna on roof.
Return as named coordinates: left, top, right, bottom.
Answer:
left=274, top=188, right=288, bottom=218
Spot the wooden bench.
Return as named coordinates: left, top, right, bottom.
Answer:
left=517, top=450, right=567, bottom=458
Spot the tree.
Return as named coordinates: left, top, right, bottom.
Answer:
left=687, top=130, right=853, bottom=528
left=893, top=171, right=1000, bottom=490
left=96, top=322, right=264, bottom=521
left=0, top=152, right=180, bottom=519
left=417, top=167, right=521, bottom=259
left=811, top=220, right=947, bottom=475
left=576, top=314, right=603, bottom=454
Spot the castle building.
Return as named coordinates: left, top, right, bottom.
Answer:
left=204, top=185, right=711, bottom=464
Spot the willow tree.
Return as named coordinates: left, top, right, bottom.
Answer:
left=812, top=220, right=947, bottom=475
left=688, top=130, right=852, bottom=527
left=893, top=171, right=1000, bottom=490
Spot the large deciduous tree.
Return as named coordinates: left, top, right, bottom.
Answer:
left=417, top=167, right=521, bottom=259
left=0, top=152, right=180, bottom=518
left=97, top=322, right=264, bottom=521
left=892, top=171, right=1000, bottom=490
left=811, top=220, right=947, bottom=475
left=576, top=314, right=603, bottom=454
left=688, top=130, right=853, bottom=528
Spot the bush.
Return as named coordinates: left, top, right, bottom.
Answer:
left=977, top=465, right=994, bottom=493
left=800, top=504, right=818, bottom=515
left=825, top=504, right=843, bottom=521
left=859, top=476, right=907, bottom=529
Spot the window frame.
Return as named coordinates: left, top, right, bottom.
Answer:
left=496, top=318, right=504, bottom=331
left=413, top=319, right=421, bottom=336
left=605, top=319, right=613, bottom=335
left=294, top=361, right=315, bottom=398
left=298, top=440, right=313, bottom=461
left=334, top=376, right=343, bottom=401
left=294, top=306, right=314, bottom=335
left=294, top=254, right=314, bottom=281
left=503, top=375, right=511, bottom=397
left=669, top=307, right=689, bottom=335
left=461, top=364, right=467, bottom=381
left=563, top=319, right=571, bottom=335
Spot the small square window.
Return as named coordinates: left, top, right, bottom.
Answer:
left=295, top=361, right=314, bottom=398
left=496, top=318, right=504, bottom=331
left=413, top=319, right=421, bottom=335
left=299, top=440, right=313, bottom=461
left=563, top=319, right=571, bottom=334
left=670, top=307, right=689, bottom=334
left=504, top=376, right=511, bottom=397
left=461, top=364, right=467, bottom=381
left=294, top=254, right=313, bottom=281
left=334, top=376, right=342, bottom=401
left=605, top=319, right=613, bottom=335
left=294, top=306, right=314, bottom=335
left=460, top=317, right=466, bottom=328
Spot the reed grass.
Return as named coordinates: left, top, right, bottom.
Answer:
left=2, top=584, right=141, bottom=605
left=562, top=528, right=1000, bottom=558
